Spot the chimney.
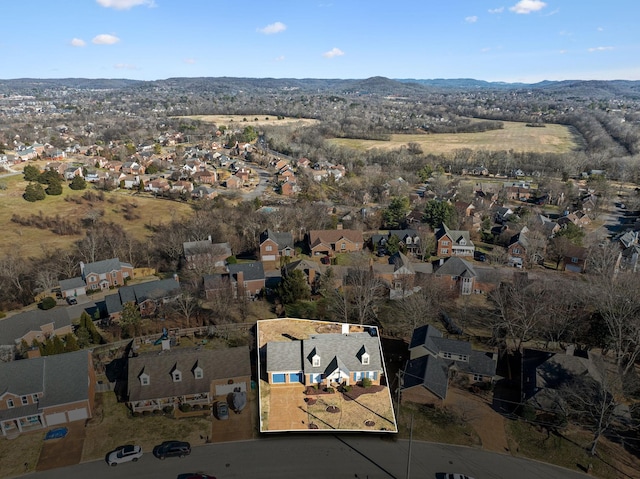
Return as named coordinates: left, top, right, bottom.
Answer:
left=307, top=268, right=315, bottom=285
left=336, top=223, right=343, bottom=230
left=236, top=270, right=245, bottom=297
left=79, top=261, right=85, bottom=279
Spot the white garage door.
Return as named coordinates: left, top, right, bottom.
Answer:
left=215, top=382, right=247, bottom=396
left=45, top=412, right=67, bottom=426
left=67, top=408, right=88, bottom=422
left=262, top=255, right=276, bottom=262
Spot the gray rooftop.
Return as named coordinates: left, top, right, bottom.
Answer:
left=81, top=258, right=131, bottom=277
left=0, top=308, right=77, bottom=345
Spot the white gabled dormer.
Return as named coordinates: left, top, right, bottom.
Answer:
left=193, top=361, right=203, bottom=380
left=357, top=346, right=370, bottom=365
left=139, top=371, right=150, bottom=386
left=171, top=364, right=182, bottom=382
left=312, top=352, right=321, bottom=367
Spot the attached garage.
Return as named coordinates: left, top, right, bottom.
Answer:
left=288, top=372, right=303, bottom=383
left=45, top=412, right=67, bottom=426
left=215, top=381, right=247, bottom=396
left=262, top=255, right=276, bottom=262
left=67, top=408, right=88, bottom=422
left=271, top=373, right=286, bottom=384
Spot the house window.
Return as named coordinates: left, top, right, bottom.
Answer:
left=460, top=355, right=469, bottom=361
left=473, top=374, right=483, bottom=381
left=441, top=249, right=449, bottom=254
left=265, top=245, right=273, bottom=252
left=21, top=396, right=29, bottom=406
left=362, top=353, right=370, bottom=365
left=441, top=240, right=450, bottom=246
left=443, top=352, right=452, bottom=359
left=7, top=398, right=14, bottom=408
left=172, top=370, right=182, bottom=382
left=32, top=394, right=39, bottom=402
left=451, top=275, right=458, bottom=281
left=140, top=374, right=150, bottom=386
left=312, top=355, right=321, bottom=367
left=91, top=284, right=98, bottom=290
left=571, top=257, right=579, bottom=263
left=340, top=242, right=346, bottom=251
left=513, top=248, right=521, bottom=254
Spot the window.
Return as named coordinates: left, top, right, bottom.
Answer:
left=32, top=394, right=39, bottom=402
left=451, top=275, right=458, bottom=281
left=473, top=374, right=483, bottom=381
left=312, top=355, right=321, bottom=367
left=441, top=240, right=450, bottom=246
left=443, top=352, right=452, bottom=359
left=340, top=242, right=346, bottom=251
left=21, top=396, right=29, bottom=406
left=91, top=284, right=98, bottom=290
left=7, top=398, right=14, bottom=408
left=140, top=374, right=150, bottom=386
left=265, top=245, right=273, bottom=252
left=194, top=367, right=203, bottom=379
left=513, top=248, right=521, bottom=254
left=361, top=353, right=370, bottom=365
left=172, top=370, right=182, bottom=382
left=441, top=248, right=449, bottom=254
left=460, top=355, right=469, bottom=361
left=571, top=257, right=579, bottom=263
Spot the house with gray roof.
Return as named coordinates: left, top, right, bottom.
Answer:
left=0, top=350, right=95, bottom=436
left=402, top=324, right=497, bottom=400
left=433, top=256, right=478, bottom=295
left=203, top=262, right=265, bottom=300
left=369, top=229, right=421, bottom=256
left=127, top=346, right=251, bottom=414
left=259, top=229, right=295, bottom=264
left=435, top=223, right=475, bottom=258
left=80, top=257, right=134, bottom=291
left=0, top=308, right=78, bottom=353
left=266, top=323, right=384, bottom=388
left=104, top=278, right=181, bottom=319
left=182, top=237, right=231, bottom=271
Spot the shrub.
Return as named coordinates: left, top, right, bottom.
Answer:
left=163, top=405, right=174, bottom=414
left=142, top=410, right=151, bottom=417
left=152, top=409, right=162, bottom=415
left=342, top=384, right=352, bottom=393
left=39, top=297, right=56, bottom=310
left=361, top=377, right=372, bottom=388
left=179, top=403, right=192, bottom=412
left=326, top=387, right=336, bottom=394
left=192, top=404, right=201, bottom=410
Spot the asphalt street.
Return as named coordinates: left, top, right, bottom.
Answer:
left=25, top=435, right=590, bottom=479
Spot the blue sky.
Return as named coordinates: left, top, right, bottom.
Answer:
left=1, top=0, right=638, bottom=83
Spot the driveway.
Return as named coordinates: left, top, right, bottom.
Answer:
left=210, top=397, right=256, bottom=443
left=36, top=422, right=86, bottom=471
left=265, top=384, right=308, bottom=431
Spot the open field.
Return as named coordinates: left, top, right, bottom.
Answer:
left=175, top=114, right=319, bottom=128
left=328, top=120, right=580, bottom=154
left=0, top=169, right=193, bottom=258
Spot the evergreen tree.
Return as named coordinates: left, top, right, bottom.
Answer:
left=278, top=269, right=311, bottom=304
left=24, top=182, right=46, bottom=202
left=64, top=333, right=79, bottom=352
left=120, top=302, right=142, bottom=338
left=423, top=200, right=457, bottom=229
left=69, top=175, right=87, bottom=190
left=23, top=164, right=41, bottom=181
left=45, top=177, right=63, bottom=195
left=382, top=196, right=410, bottom=229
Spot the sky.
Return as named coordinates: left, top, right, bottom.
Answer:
left=1, top=0, right=638, bottom=83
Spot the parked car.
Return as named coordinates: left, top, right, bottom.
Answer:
left=444, top=474, right=475, bottom=479
left=178, top=475, right=217, bottom=479
left=153, top=441, right=191, bottom=460
left=66, top=296, right=77, bottom=305
left=107, top=444, right=143, bottom=466
left=216, top=401, right=229, bottom=420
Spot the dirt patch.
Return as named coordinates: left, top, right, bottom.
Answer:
left=257, top=318, right=366, bottom=348
left=36, top=422, right=86, bottom=471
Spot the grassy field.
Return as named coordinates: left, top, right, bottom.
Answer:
left=175, top=114, right=318, bottom=128
left=328, top=120, right=579, bottom=154
left=0, top=168, right=193, bottom=258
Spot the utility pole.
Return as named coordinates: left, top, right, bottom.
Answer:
left=406, top=414, right=414, bottom=479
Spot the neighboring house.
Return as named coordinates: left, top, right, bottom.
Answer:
left=308, top=228, right=364, bottom=258
left=259, top=229, right=295, bottom=263
left=370, top=230, right=421, bottom=255
left=104, top=278, right=181, bottom=320
left=0, top=308, right=76, bottom=352
left=192, top=169, right=217, bottom=184
left=454, top=201, right=475, bottom=218
left=507, top=226, right=530, bottom=268
left=122, top=161, right=145, bottom=175
left=266, top=323, right=384, bottom=387
left=557, top=211, right=591, bottom=229
left=126, top=346, right=251, bottom=414
left=282, top=259, right=322, bottom=290
left=59, top=277, right=87, bottom=299
left=203, top=262, right=265, bottom=300
left=280, top=180, right=298, bottom=197
left=537, top=214, right=561, bottom=238
left=182, top=238, right=231, bottom=271
left=191, top=185, right=217, bottom=200
left=80, top=258, right=134, bottom=291
left=225, top=175, right=242, bottom=189
left=561, top=245, right=588, bottom=273
left=63, top=166, right=83, bottom=180
left=432, top=257, right=479, bottom=295
left=146, top=178, right=170, bottom=193
left=435, top=224, right=475, bottom=258
left=620, top=244, right=640, bottom=273
left=0, top=350, right=95, bottom=436
left=171, top=180, right=194, bottom=193
left=402, top=324, right=497, bottom=400
left=373, top=252, right=432, bottom=299
left=494, top=207, right=514, bottom=224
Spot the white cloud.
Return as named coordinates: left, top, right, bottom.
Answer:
left=96, top=0, right=154, bottom=9
left=275, top=55, right=285, bottom=62
left=183, top=58, right=196, bottom=64
left=559, top=49, right=568, bottom=54
left=257, top=22, right=287, bottom=35
left=509, top=0, right=546, bottom=14
left=481, top=47, right=491, bottom=52
left=597, top=26, right=604, bottom=32
left=92, top=34, right=121, bottom=45
left=465, top=16, right=478, bottom=23
left=322, top=47, right=344, bottom=58
left=70, top=38, right=86, bottom=47
left=114, top=63, right=137, bottom=69
left=588, top=46, right=614, bottom=52
left=488, top=7, right=504, bottom=14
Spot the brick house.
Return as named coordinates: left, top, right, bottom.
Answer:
left=507, top=226, right=530, bottom=268
left=225, top=175, right=242, bottom=189
left=81, top=258, right=134, bottom=291
left=104, top=278, right=181, bottom=320
left=192, top=169, right=218, bottom=184
left=182, top=238, right=231, bottom=271
left=561, top=245, right=588, bottom=273
left=259, top=229, right=295, bottom=263
left=432, top=257, right=479, bottom=295
left=126, top=346, right=251, bottom=414
left=0, top=350, right=95, bottom=436
left=203, top=262, right=265, bottom=299
left=435, top=224, right=475, bottom=257
left=308, top=228, right=364, bottom=258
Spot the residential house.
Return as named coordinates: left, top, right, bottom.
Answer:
left=297, top=157, right=311, bottom=169
left=435, top=224, right=475, bottom=258
left=59, top=277, right=86, bottom=299
left=235, top=167, right=251, bottom=183
left=121, top=161, right=145, bottom=175
left=454, top=201, right=475, bottom=218
left=557, top=211, right=591, bottom=228
left=432, top=257, right=479, bottom=295
left=80, top=258, right=134, bottom=291
left=282, top=259, right=322, bottom=290
left=171, top=180, right=194, bottom=194
left=0, top=308, right=77, bottom=353
left=265, top=322, right=384, bottom=387
left=308, top=228, right=364, bottom=258
left=620, top=244, right=640, bottom=273
left=402, top=324, right=497, bottom=401
left=225, top=175, right=242, bottom=189
left=146, top=178, right=170, bottom=194
left=561, top=245, right=588, bottom=273
left=182, top=238, right=231, bottom=271
left=505, top=186, right=533, bottom=201
left=192, top=169, right=217, bottom=184
left=203, top=262, right=265, bottom=300
left=104, top=278, right=181, bottom=320
left=281, top=180, right=299, bottom=197
left=462, top=166, right=489, bottom=176
left=0, top=350, right=95, bottom=436
left=126, top=346, right=251, bottom=414
left=536, top=214, right=561, bottom=238
left=373, top=252, right=432, bottom=299
left=494, top=207, right=514, bottom=224
left=191, top=185, right=217, bottom=200
left=259, top=229, right=295, bottom=263
left=121, top=174, right=139, bottom=189
left=370, top=230, right=422, bottom=256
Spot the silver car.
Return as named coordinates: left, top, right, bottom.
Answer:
left=445, top=474, right=475, bottom=479
left=107, top=444, right=143, bottom=466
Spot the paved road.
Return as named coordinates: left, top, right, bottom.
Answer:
left=26, top=436, right=590, bottom=479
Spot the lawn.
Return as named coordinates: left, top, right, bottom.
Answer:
left=0, top=432, right=43, bottom=478
left=175, top=114, right=319, bottom=128
left=328, top=120, right=579, bottom=155
left=0, top=171, right=193, bottom=258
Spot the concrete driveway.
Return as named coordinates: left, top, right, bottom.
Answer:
left=264, top=384, right=308, bottom=431
left=210, top=398, right=256, bottom=443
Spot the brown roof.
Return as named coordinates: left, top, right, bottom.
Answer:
left=309, top=229, right=364, bottom=248
left=127, top=346, right=250, bottom=402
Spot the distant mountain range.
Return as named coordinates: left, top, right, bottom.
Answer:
left=1, top=76, right=639, bottom=99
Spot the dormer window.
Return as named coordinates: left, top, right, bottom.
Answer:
left=312, top=354, right=321, bottom=367
left=194, top=366, right=204, bottom=380
left=172, top=370, right=182, bottom=382
left=140, top=373, right=150, bottom=386
left=459, top=238, right=466, bottom=245
left=361, top=352, right=370, bottom=365
left=7, top=398, right=14, bottom=408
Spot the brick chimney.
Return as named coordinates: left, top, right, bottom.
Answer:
left=236, top=270, right=245, bottom=296
left=307, top=268, right=315, bottom=285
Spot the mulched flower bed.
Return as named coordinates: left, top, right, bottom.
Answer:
left=304, top=384, right=385, bottom=401
left=365, top=420, right=375, bottom=427
left=326, top=405, right=340, bottom=413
